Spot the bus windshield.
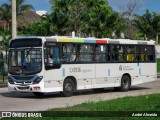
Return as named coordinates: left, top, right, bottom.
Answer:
left=9, top=48, right=42, bottom=75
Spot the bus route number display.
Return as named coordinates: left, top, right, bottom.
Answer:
left=10, top=38, right=42, bottom=48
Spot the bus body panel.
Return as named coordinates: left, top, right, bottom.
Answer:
left=43, top=63, right=156, bottom=92
left=62, top=64, right=95, bottom=90
left=44, top=69, right=63, bottom=92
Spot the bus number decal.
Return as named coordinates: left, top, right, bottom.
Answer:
left=69, top=67, right=81, bottom=73
left=119, top=65, right=134, bottom=71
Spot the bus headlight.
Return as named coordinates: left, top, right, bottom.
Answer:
left=8, top=77, right=14, bottom=84
left=33, top=76, right=43, bottom=84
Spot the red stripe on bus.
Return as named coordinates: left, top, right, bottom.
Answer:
left=96, top=40, right=108, bottom=44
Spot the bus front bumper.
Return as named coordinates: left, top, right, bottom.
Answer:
left=8, top=83, right=44, bottom=93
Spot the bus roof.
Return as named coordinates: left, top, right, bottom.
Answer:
left=46, top=36, right=155, bottom=45
left=14, top=36, right=155, bottom=45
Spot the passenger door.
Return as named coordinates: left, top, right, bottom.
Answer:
left=44, top=42, right=62, bottom=92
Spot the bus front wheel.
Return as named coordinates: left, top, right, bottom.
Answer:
left=63, top=78, right=74, bottom=97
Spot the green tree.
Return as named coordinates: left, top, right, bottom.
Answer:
left=24, top=12, right=67, bottom=36
left=13, top=0, right=34, bottom=14
left=1, top=30, right=11, bottom=62
left=50, top=0, right=73, bottom=35
left=104, top=12, right=126, bottom=38
left=81, top=0, right=112, bottom=37
left=0, top=3, right=11, bottom=30
left=25, top=0, right=123, bottom=38
left=49, top=0, right=121, bottom=38
left=152, top=12, right=160, bottom=43
left=0, top=0, right=34, bottom=31
left=134, top=10, right=160, bottom=42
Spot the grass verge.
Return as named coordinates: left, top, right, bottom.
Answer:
left=1, top=93, right=160, bottom=120
left=50, top=93, right=160, bottom=111
left=157, top=59, right=160, bottom=73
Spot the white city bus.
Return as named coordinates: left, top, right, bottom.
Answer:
left=8, top=36, right=157, bottom=96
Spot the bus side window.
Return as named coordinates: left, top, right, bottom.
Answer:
left=45, top=45, right=61, bottom=69
left=79, top=44, right=94, bottom=62
left=62, top=44, right=77, bottom=63
left=140, top=45, right=154, bottom=62
left=53, top=47, right=61, bottom=64
left=111, top=45, right=120, bottom=62
left=127, top=54, right=134, bottom=62
left=95, top=45, right=106, bottom=62
left=118, top=54, right=124, bottom=62
left=126, top=46, right=135, bottom=62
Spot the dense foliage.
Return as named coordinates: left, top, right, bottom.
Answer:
left=23, top=0, right=123, bottom=38
left=134, top=10, right=160, bottom=42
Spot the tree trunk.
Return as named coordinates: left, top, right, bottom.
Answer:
left=91, top=30, right=94, bottom=37
left=5, top=47, right=8, bottom=63
left=144, top=34, right=146, bottom=40
left=156, top=33, right=159, bottom=44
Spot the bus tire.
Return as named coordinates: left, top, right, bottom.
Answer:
left=63, top=78, right=74, bottom=97
left=32, top=92, right=44, bottom=97
left=120, top=75, right=131, bottom=92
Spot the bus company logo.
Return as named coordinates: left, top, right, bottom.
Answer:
left=2, top=112, right=11, bottom=117
left=1, top=112, right=42, bottom=118
left=119, top=65, right=133, bottom=71
left=69, top=67, right=81, bottom=73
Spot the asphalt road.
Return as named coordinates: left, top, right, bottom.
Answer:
left=0, top=79, right=160, bottom=111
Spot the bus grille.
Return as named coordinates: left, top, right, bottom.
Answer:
left=17, top=86, right=30, bottom=90
left=13, top=76, right=34, bottom=80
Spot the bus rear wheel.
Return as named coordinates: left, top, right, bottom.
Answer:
left=120, top=75, right=131, bottom=92
left=63, top=78, right=74, bottom=97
